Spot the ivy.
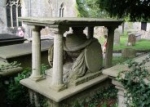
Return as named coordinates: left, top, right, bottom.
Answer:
left=62, top=85, right=117, bottom=107
left=118, top=54, right=150, bottom=107
left=0, top=61, right=21, bottom=72
left=2, top=63, right=49, bottom=107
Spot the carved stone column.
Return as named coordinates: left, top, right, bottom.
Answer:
left=105, top=27, right=115, bottom=68
left=51, top=26, right=68, bottom=91
left=87, top=27, right=94, bottom=39
left=112, top=80, right=126, bottom=107
left=30, top=26, right=42, bottom=81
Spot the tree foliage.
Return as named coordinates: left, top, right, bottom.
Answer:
left=98, top=0, right=150, bottom=21
left=76, top=0, right=109, bottom=18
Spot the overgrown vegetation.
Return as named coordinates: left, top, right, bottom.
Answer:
left=112, top=57, right=129, bottom=66
left=98, top=0, right=150, bottom=21
left=76, top=0, right=109, bottom=18
left=0, top=64, right=49, bottom=107
left=117, top=54, right=150, bottom=107
left=0, top=61, right=21, bottom=72
left=0, top=62, right=119, bottom=107
left=5, top=68, right=32, bottom=107
left=64, top=85, right=118, bottom=107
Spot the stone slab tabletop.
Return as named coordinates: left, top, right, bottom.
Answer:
left=20, top=74, right=108, bottom=102
left=0, top=40, right=53, bottom=59
left=18, top=17, right=123, bottom=27
left=103, top=53, right=150, bottom=78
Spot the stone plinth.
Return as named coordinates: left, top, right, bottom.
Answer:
left=122, top=48, right=136, bottom=58
left=18, top=17, right=123, bottom=106
left=102, top=53, right=150, bottom=107
left=20, top=75, right=109, bottom=107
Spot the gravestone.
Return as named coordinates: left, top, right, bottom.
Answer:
left=0, top=33, right=25, bottom=46
left=114, top=29, right=121, bottom=45
left=122, top=48, right=136, bottom=58
left=127, top=34, right=136, bottom=46
left=0, top=40, right=53, bottom=68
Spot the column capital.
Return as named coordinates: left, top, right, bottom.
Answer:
left=50, top=26, right=69, bottom=35
left=106, top=26, right=118, bottom=31
left=30, top=26, right=43, bottom=31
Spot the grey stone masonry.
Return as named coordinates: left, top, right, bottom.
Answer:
left=103, top=53, right=150, bottom=107
left=0, top=40, right=53, bottom=68
left=18, top=17, right=123, bottom=107
left=0, top=0, right=7, bottom=33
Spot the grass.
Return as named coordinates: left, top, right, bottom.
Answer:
left=113, top=36, right=150, bottom=51
left=112, top=57, right=129, bottom=66
left=98, top=33, right=150, bottom=51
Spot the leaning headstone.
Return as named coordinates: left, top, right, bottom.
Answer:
left=127, top=34, right=136, bottom=46
left=114, top=29, right=121, bottom=45
left=122, top=48, right=136, bottom=58
left=135, top=33, right=141, bottom=41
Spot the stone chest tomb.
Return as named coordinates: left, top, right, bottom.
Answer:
left=19, top=17, right=123, bottom=107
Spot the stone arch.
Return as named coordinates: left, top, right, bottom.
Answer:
left=6, top=0, right=22, bottom=27
left=59, top=2, right=65, bottom=17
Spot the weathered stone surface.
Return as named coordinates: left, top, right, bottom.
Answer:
left=103, top=53, right=150, bottom=107
left=0, top=33, right=25, bottom=46
left=84, top=39, right=103, bottom=72
left=0, top=1, right=7, bottom=33
left=122, top=48, right=136, bottom=58
left=0, top=58, right=22, bottom=76
left=19, top=17, right=123, bottom=107
left=20, top=74, right=108, bottom=102
left=0, top=40, right=53, bottom=68
left=18, top=17, right=123, bottom=27
left=114, top=29, right=121, bottom=45
left=127, top=34, right=136, bottom=46
left=94, top=26, right=108, bottom=38
left=140, top=30, right=150, bottom=40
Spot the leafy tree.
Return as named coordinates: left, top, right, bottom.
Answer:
left=98, top=0, right=150, bottom=22
left=76, top=0, right=109, bottom=18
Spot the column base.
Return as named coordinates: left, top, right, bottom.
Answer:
left=29, top=75, right=45, bottom=82
left=50, top=84, right=67, bottom=92
left=112, top=80, right=126, bottom=107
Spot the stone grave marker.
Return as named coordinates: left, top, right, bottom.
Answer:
left=127, top=34, right=136, bottom=46
left=122, top=48, right=136, bottom=58
left=114, top=29, right=121, bottom=45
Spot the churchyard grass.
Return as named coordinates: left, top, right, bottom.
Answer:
left=98, top=35, right=150, bottom=51
left=113, top=36, right=150, bottom=51
left=112, top=56, right=129, bottom=65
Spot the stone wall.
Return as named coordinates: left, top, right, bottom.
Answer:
left=0, top=0, right=77, bottom=37
left=30, top=0, right=52, bottom=17
left=21, top=0, right=77, bottom=38
left=23, top=0, right=77, bottom=18
left=1, top=0, right=150, bottom=37
left=0, top=0, right=7, bottom=33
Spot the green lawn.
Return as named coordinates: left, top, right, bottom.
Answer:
left=112, top=56, right=129, bottom=65
left=113, top=36, right=150, bottom=51
left=98, top=34, right=150, bottom=51
left=98, top=34, right=150, bottom=65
